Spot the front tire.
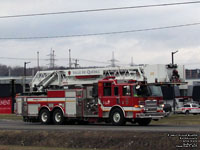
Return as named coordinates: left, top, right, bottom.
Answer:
left=110, top=108, right=125, bottom=126
left=137, top=118, right=151, bottom=126
left=53, top=109, right=64, bottom=125
left=39, top=109, right=51, bottom=124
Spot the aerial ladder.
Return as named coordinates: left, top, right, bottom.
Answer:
left=31, top=64, right=185, bottom=92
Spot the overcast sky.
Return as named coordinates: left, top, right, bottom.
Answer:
left=0, top=0, right=200, bottom=69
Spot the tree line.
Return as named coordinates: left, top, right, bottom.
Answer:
left=0, top=64, right=68, bottom=76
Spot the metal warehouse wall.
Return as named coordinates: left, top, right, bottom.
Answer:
left=161, top=86, right=174, bottom=100
left=192, top=86, right=200, bottom=102
left=0, top=82, right=23, bottom=114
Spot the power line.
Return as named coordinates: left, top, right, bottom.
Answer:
left=0, top=1, right=200, bottom=19
left=59, top=57, right=110, bottom=64
left=184, top=63, right=200, bottom=65
left=1, top=56, right=200, bottom=66
left=0, top=57, right=37, bottom=60
left=0, top=56, right=110, bottom=64
left=0, top=22, right=200, bottom=40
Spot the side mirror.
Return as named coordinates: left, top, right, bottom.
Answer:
left=136, top=85, right=140, bottom=90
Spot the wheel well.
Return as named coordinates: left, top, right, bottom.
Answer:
left=109, top=106, right=125, bottom=117
left=39, top=107, right=50, bottom=114
left=52, top=106, right=64, bottom=115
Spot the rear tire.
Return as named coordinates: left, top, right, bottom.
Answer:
left=110, top=108, right=125, bottom=126
left=52, top=109, right=64, bottom=125
left=185, top=110, right=189, bottom=115
left=39, top=109, right=51, bottom=124
left=137, top=118, right=151, bottom=126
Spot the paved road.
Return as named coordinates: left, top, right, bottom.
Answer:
left=0, top=119, right=200, bottom=132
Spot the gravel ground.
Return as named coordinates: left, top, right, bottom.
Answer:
left=0, top=130, right=199, bottom=150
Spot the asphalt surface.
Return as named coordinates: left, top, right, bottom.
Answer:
left=0, top=119, right=200, bottom=132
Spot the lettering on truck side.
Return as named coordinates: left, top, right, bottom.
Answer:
left=0, top=100, right=11, bottom=106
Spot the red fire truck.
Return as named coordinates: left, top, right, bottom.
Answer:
left=15, top=65, right=185, bottom=125
left=16, top=77, right=165, bottom=126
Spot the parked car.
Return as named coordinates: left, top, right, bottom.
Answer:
left=176, top=103, right=200, bottom=115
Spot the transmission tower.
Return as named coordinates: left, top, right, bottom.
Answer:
left=47, top=49, right=56, bottom=69
left=74, top=59, right=79, bottom=68
left=109, top=51, right=118, bottom=67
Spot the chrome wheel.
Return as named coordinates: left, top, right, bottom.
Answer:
left=110, top=108, right=125, bottom=126
left=55, top=112, right=61, bottom=123
left=39, top=109, right=51, bottom=124
left=41, top=112, right=48, bottom=122
left=113, top=112, right=121, bottom=123
left=53, top=109, right=64, bottom=125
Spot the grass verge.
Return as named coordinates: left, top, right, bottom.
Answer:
left=152, top=114, right=200, bottom=125
left=0, top=114, right=22, bottom=120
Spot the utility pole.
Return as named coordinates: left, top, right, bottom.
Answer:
left=69, top=49, right=72, bottom=69
left=8, top=68, right=11, bottom=76
left=172, top=50, right=178, bottom=65
left=111, top=51, right=115, bottom=67
left=23, top=62, right=30, bottom=93
left=171, top=50, right=178, bottom=114
left=130, top=57, right=134, bottom=66
left=37, top=51, right=40, bottom=71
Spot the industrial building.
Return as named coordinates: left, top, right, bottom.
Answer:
left=0, top=76, right=32, bottom=114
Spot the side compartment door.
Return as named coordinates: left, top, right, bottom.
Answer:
left=65, top=91, right=77, bottom=117
left=27, top=98, right=39, bottom=116
left=76, top=89, right=85, bottom=117
left=16, top=97, right=22, bottom=115
left=22, top=97, right=28, bottom=116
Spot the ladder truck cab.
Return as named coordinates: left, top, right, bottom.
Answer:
left=16, top=76, right=164, bottom=126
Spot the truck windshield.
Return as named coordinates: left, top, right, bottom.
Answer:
left=133, top=85, right=150, bottom=97
left=148, top=85, right=163, bottom=97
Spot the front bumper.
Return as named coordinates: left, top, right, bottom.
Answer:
left=136, top=112, right=165, bottom=119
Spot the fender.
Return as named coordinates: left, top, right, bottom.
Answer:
left=109, top=105, right=126, bottom=117
left=39, top=106, right=51, bottom=112
left=52, top=105, right=65, bottom=115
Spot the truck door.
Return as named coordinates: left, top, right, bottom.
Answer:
left=100, top=82, right=116, bottom=107
left=120, top=85, right=132, bottom=106
left=114, top=86, right=120, bottom=105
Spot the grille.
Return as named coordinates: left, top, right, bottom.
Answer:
left=145, top=100, right=157, bottom=112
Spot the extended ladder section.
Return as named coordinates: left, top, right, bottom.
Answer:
left=31, top=66, right=145, bottom=91
left=31, top=64, right=186, bottom=92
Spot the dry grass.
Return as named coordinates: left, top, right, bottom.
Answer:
left=0, top=114, right=22, bottom=120
left=152, top=114, right=200, bottom=125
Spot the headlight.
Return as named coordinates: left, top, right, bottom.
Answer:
left=139, top=105, right=144, bottom=108
left=160, top=104, right=164, bottom=108
left=134, top=105, right=144, bottom=108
